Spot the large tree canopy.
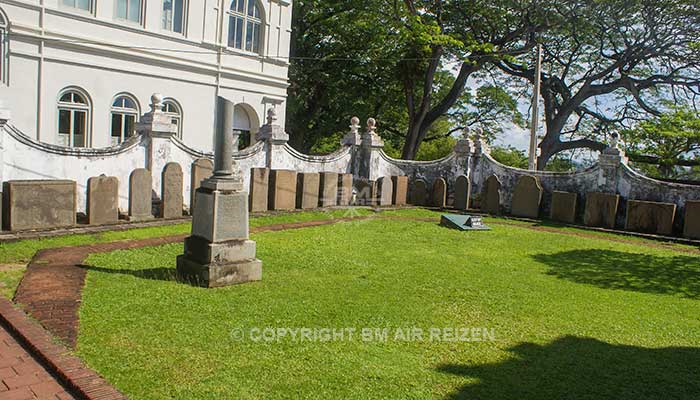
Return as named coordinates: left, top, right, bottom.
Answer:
left=287, top=0, right=700, bottom=166
left=287, top=0, right=545, bottom=157
left=495, top=0, right=700, bottom=168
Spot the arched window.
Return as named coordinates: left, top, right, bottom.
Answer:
left=116, top=0, right=143, bottom=23
left=163, top=99, right=182, bottom=138
left=162, top=0, right=186, bottom=34
left=233, top=104, right=254, bottom=149
left=110, top=94, right=140, bottom=145
left=227, top=0, right=262, bottom=53
left=0, top=11, right=7, bottom=85
left=57, top=89, right=91, bottom=148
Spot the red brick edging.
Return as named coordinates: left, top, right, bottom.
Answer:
left=0, top=298, right=127, bottom=399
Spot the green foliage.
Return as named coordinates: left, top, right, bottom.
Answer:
left=622, top=107, right=700, bottom=179
left=490, top=145, right=576, bottom=171
left=416, top=135, right=456, bottom=161
left=76, top=211, right=700, bottom=398
left=491, top=145, right=529, bottom=169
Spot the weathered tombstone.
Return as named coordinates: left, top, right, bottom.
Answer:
left=161, top=162, right=183, bottom=219
left=409, top=179, right=428, bottom=206
left=338, top=174, right=353, bottom=206
left=177, top=96, right=261, bottom=288
left=625, top=200, right=677, bottom=236
left=249, top=168, right=269, bottom=212
left=87, top=175, right=119, bottom=225
left=454, top=175, right=471, bottom=210
left=355, top=180, right=377, bottom=206
left=268, top=169, right=297, bottom=210
left=319, top=172, right=339, bottom=207
left=190, top=158, right=213, bottom=211
left=2, top=180, right=77, bottom=231
left=510, top=175, right=543, bottom=219
left=583, top=192, right=620, bottom=229
left=296, top=173, right=320, bottom=209
left=376, top=177, right=393, bottom=206
left=432, top=178, right=447, bottom=208
left=550, top=191, right=577, bottom=224
left=481, top=175, right=501, bottom=215
left=684, top=201, right=700, bottom=239
left=129, top=169, right=152, bottom=221
left=391, top=176, right=408, bottom=206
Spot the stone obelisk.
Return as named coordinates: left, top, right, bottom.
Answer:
left=176, top=97, right=262, bottom=287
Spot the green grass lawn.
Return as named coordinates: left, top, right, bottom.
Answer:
left=75, top=209, right=700, bottom=399
left=0, top=209, right=374, bottom=299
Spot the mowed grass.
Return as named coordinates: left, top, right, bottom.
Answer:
left=0, top=209, right=373, bottom=299
left=77, top=210, right=700, bottom=399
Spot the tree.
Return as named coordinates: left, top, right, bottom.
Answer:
left=622, top=107, right=700, bottom=178
left=495, top=0, right=700, bottom=169
left=287, top=0, right=547, bottom=158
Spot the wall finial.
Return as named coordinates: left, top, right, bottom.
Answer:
left=366, top=117, right=377, bottom=133
left=151, top=93, right=164, bottom=112
left=350, top=116, right=360, bottom=134
left=266, top=107, right=278, bottom=125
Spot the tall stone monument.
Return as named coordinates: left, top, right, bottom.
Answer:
left=176, top=97, right=262, bottom=288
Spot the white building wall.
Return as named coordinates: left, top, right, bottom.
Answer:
left=0, top=0, right=291, bottom=153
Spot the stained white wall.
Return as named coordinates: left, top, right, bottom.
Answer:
left=0, top=0, right=291, bottom=152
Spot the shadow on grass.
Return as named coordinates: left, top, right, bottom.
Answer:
left=80, top=264, right=177, bottom=281
left=532, top=250, right=700, bottom=299
left=438, top=336, right=700, bottom=399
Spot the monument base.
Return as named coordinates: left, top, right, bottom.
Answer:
left=176, top=255, right=262, bottom=288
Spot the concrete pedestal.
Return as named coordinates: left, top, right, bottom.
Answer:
left=176, top=184, right=262, bottom=288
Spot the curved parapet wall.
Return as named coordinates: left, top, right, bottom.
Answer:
left=375, top=150, right=464, bottom=187
left=474, top=152, right=602, bottom=213
left=618, top=164, right=700, bottom=208
left=274, top=144, right=354, bottom=174
left=2, top=123, right=148, bottom=213
left=0, top=123, right=268, bottom=213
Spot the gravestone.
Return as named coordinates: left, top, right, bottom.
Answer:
left=296, top=173, right=320, bottom=209
left=319, top=172, right=339, bottom=207
left=684, top=201, right=700, bottom=239
left=355, top=179, right=377, bottom=206
left=410, top=180, right=428, bottom=206
left=177, top=96, right=261, bottom=288
left=268, top=169, right=297, bottom=210
left=432, top=178, right=447, bottom=208
left=249, top=168, right=269, bottom=212
left=481, top=175, right=501, bottom=215
left=377, top=177, right=393, bottom=206
left=583, top=192, right=619, bottom=229
left=625, top=200, right=676, bottom=236
left=161, top=162, right=183, bottom=219
left=510, top=175, right=542, bottom=219
left=440, top=214, right=491, bottom=231
left=2, top=180, right=76, bottom=231
left=129, top=169, right=152, bottom=221
left=190, top=158, right=213, bottom=211
left=338, top=174, right=353, bottom=206
left=391, top=176, right=408, bottom=206
left=87, top=175, right=119, bottom=225
left=454, top=175, right=471, bottom=210
left=550, top=191, right=577, bottom=224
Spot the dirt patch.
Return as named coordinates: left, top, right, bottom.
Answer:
left=0, top=263, right=26, bottom=272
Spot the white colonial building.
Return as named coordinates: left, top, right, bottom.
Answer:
left=0, top=0, right=292, bottom=151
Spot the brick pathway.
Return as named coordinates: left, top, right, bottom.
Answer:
left=0, top=324, right=74, bottom=399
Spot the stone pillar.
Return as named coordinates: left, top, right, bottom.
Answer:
left=136, top=93, right=179, bottom=205
left=359, top=118, right=385, bottom=181
left=256, top=108, right=290, bottom=170
left=177, top=97, right=262, bottom=288
left=598, top=132, right=628, bottom=194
